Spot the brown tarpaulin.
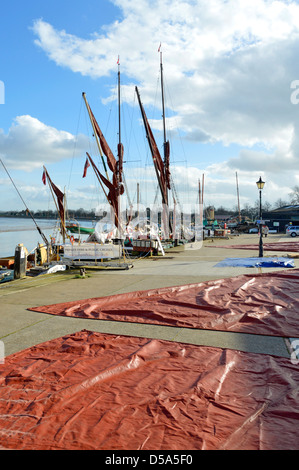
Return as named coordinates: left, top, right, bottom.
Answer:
left=29, top=269, right=299, bottom=338
left=209, top=241, right=299, bottom=252
left=0, top=330, right=298, bottom=450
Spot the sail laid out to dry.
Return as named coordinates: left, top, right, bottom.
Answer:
left=1, top=330, right=299, bottom=450
left=29, top=268, right=299, bottom=338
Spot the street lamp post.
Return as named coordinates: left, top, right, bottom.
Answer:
left=256, top=176, right=265, bottom=258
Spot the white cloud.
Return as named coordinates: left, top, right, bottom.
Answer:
left=26, top=0, right=299, bottom=209
left=0, top=115, right=89, bottom=171
left=31, top=1, right=299, bottom=151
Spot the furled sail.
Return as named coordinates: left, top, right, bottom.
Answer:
left=135, top=86, right=170, bottom=206
left=82, top=92, right=124, bottom=230
left=42, top=167, right=66, bottom=240
left=164, top=139, right=171, bottom=192
left=85, top=152, right=123, bottom=229
left=84, top=97, right=117, bottom=175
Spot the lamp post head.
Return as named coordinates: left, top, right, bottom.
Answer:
left=256, top=176, right=265, bottom=190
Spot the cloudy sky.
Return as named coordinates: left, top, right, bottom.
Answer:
left=1, top=0, right=299, bottom=214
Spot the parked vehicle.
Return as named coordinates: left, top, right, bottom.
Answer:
left=286, top=226, right=299, bottom=237
left=235, top=221, right=256, bottom=233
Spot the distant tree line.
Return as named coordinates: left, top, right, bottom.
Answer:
left=214, top=186, right=299, bottom=219
left=0, top=208, right=97, bottom=219
left=1, top=186, right=298, bottom=221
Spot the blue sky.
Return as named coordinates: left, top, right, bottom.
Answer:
left=1, top=0, right=299, bottom=215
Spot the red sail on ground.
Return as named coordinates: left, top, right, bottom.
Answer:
left=1, top=330, right=299, bottom=450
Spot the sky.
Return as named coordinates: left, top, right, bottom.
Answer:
left=1, top=0, right=299, bottom=215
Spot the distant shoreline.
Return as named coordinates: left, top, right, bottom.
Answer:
left=0, top=214, right=96, bottom=221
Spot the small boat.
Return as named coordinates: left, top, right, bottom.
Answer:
left=0, top=268, right=14, bottom=284
left=65, top=221, right=95, bottom=235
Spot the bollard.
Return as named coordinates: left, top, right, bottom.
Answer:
left=14, top=244, right=27, bottom=279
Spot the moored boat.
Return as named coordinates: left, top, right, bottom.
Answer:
left=65, top=221, right=95, bottom=235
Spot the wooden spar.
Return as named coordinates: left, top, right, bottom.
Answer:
left=135, top=85, right=168, bottom=206
left=199, top=179, right=201, bottom=212
left=137, top=182, right=140, bottom=219
left=0, top=158, right=49, bottom=247
left=85, top=152, right=121, bottom=227
left=87, top=154, right=121, bottom=232
left=198, top=178, right=203, bottom=232
left=201, top=173, right=205, bottom=222
left=82, top=92, right=110, bottom=181
left=85, top=153, right=109, bottom=203
left=236, top=171, right=241, bottom=222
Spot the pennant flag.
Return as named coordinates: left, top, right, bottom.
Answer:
left=82, top=157, right=90, bottom=178
left=42, top=170, right=46, bottom=185
left=117, top=55, right=120, bottom=65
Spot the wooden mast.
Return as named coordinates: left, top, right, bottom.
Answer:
left=118, top=56, right=121, bottom=160
left=117, top=56, right=123, bottom=233
left=160, top=49, right=168, bottom=207
left=135, top=85, right=168, bottom=206
left=236, top=171, right=241, bottom=222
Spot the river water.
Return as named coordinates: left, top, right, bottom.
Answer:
left=0, top=217, right=57, bottom=258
